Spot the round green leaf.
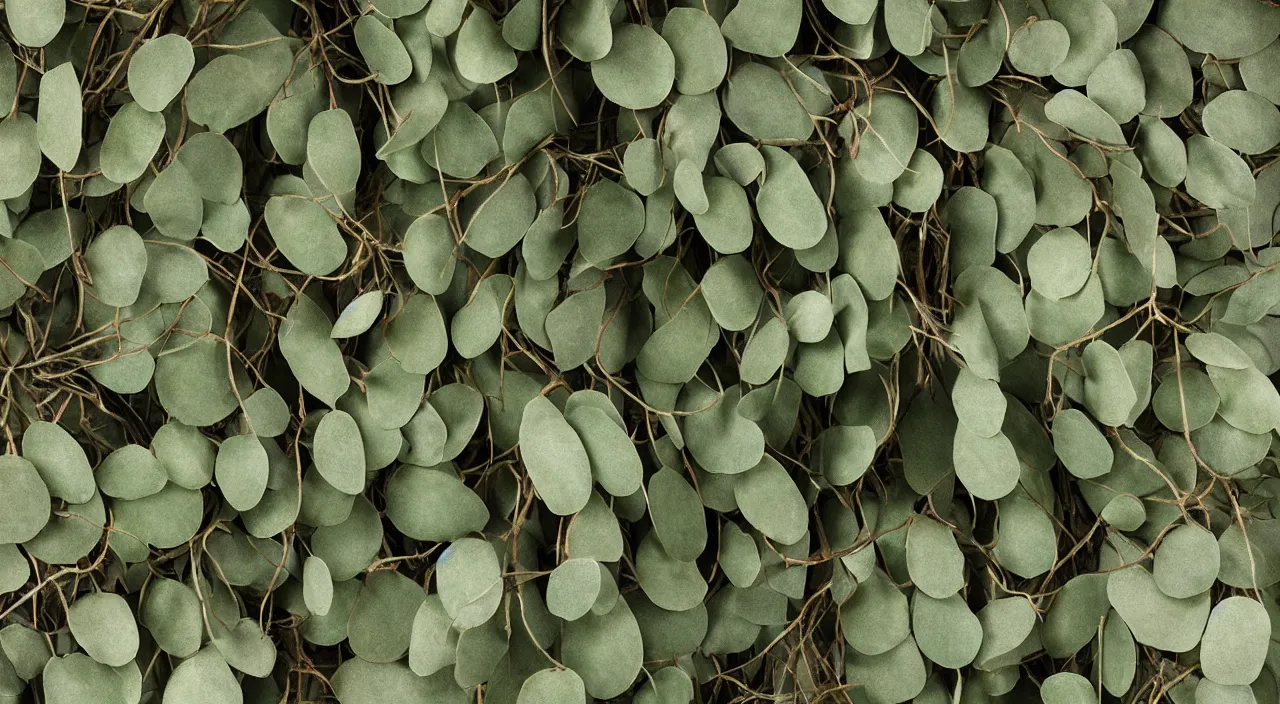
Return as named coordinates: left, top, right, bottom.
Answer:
left=309, top=495, right=381, bottom=580
left=1107, top=566, right=1210, bottom=652
left=1185, top=135, right=1256, bottom=210
left=635, top=532, right=707, bottom=611
left=98, top=103, right=166, bottom=186
left=215, top=434, right=269, bottom=511
left=408, top=595, right=457, bottom=677
left=844, top=636, right=927, bottom=704
left=661, top=8, right=727, bottom=96
left=785, top=291, right=834, bottom=344
left=43, top=654, right=128, bottom=704
left=547, top=558, right=602, bottom=621
left=578, top=178, right=644, bottom=265
left=144, top=162, right=204, bottom=240
left=162, top=649, right=241, bottom=704
left=240, top=387, right=290, bottom=438
left=519, top=396, right=593, bottom=515
left=993, top=489, right=1058, bottom=579
left=152, top=421, right=215, bottom=490
left=307, top=109, right=361, bottom=196
left=175, top=132, right=243, bottom=204
left=127, top=34, right=194, bottom=112
left=0, top=455, right=50, bottom=544
left=837, top=208, right=899, bottom=301
left=933, top=77, right=992, bottom=154
left=0, top=114, right=41, bottom=200
left=952, top=367, right=1006, bottom=438
left=557, top=0, right=612, bottom=61
left=911, top=593, right=982, bottom=669
left=455, top=8, right=516, bottom=84
left=23, top=421, right=94, bottom=504
left=723, top=63, right=813, bottom=143
left=1200, top=596, right=1270, bottom=686
left=1082, top=340, right=1138, bottom=427
left=561, top=593, right=643, bottom=699
left=812, top=424, right=876, bottom=486
left=96, top=444, right=166, bottom=500
left=646, top=466, right=707, bottom=561
left=757, top=146, right=827, bottom=249
left=1157, top=0, right=1280, bottom=59
left=279, top=295, right=351, bottom=406
left=302, top=556, right=333, bottom=617
left=567, top=491, right=624, bottom=562
left=355, top=15, right=411, bottom=85
left=953, top=425, right=1019, bottom=500
left=945, top=186, right=998, bottom=277
left=1041, top=673, right=1098, bottom=704
left=841, top=569, right=909, bottom=656
left=719, top=522, right=761, bottom=589
left=436, top=537, right=503, bottom=630
left=720, top=0, right=801, bottom=58
left=701, top=254, right=763, bottom=330
left=67, top=593, right=138, bottom=667
left=137, top=239, right=208, bottom=305
left=1153, top=524, right=1220, bottom=599
left=693, top=177, right=753, bottom=255
left=141, top=579, right=203, bottom=657
left=1151, top=369, right=1219, bottom=432
left=425, top=102, right=499, bottom=179
left=334, top=658, right=462, bottom=704
left=0, top=543, right=28, bottom=594
left=974, top=597, right=1035, bottom=669
left=1052, top=408, right=1113, bottom=479
left=264, top=196, right=346, bottom=276
left=347, top=570, right=425, bottom=663
left=462, top=174, right=536, bottom=258
left=1138, top=116, right=1187, bottom=188
left=386, top=464, right=488, bottom=542
left=313, top=410, right=365, bottom=495
left=1240, top=38, right=1280, bottom=104
left=1202, top=89, right=1280, bottom=155
left=5, top=0, right=63, bottom=47
left=1186, top=332, right=1254, bottom=370
left=403, top=214, right=457, bottom=295
left=1026, top=273, right=1106, bottom=347
left=734, top=455, right=807, bottom=546
left=906, top=516, right=964, bottom=599
left=111, top=483, right=203, bottom=553
left=885, top=0, right=933, bottom=57
left=1028, top=228, right=1093, bottom=300
left=1007, top=20, right=1070, bottom=77
left=892, top=149, right=943, bottom=213
left=853, top=92, right=918, bottom=184
left=714, top=143, right=765, bottom=186
left=37, top=63, right=81, bottom=172
left=85, top=226, right=147, bottom=308
left=1044, top=89, right=1125, bottom=145
left=591, top=23, right=675, bottom=110
left=1043, top=0, right=1117, bottom=86
left=518, top=668, right=586, bottom=704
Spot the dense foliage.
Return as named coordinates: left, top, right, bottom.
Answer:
left=1, top=0, right=1280, bottom=702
